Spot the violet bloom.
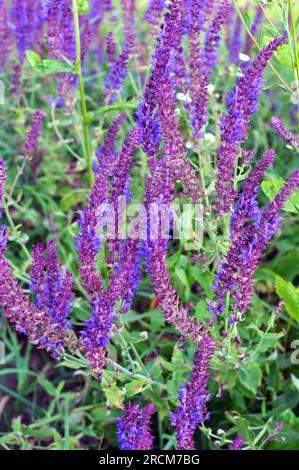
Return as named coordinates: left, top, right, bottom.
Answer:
left=117, top=403, right=155, bottom=450
left=76, top=126, right=140, bottom=299
left=244, top=6, right=263, bottom=56
left=188, top=0, right=207, bottom=138
left=143, top=0, right=165, bottom=35
left=94, top=113, right=127, bottom=173
left=80, top=239, right=141, bottom=379
left=143, top=66, right=203, bottom=343
left=78, top=128, right=141, bottom=378
left=138, top=0, right=186, bottom=162
left=89, top=0, right=112, bottom=64
left=271, top=116, right=299, bottom=148
left=216, top=34, right=287, bottom=214
left=0, top=164, right=74, bottom=356
left=170, top=335, right=214, bottom=450
left=212, top=149, right=276, bottom=316
left=23, top=110, right=45, bottom=160
left=0, top=160, right=6, bottom=251
left=31, top=241, right=73, bottom=332
left=121, top=0, right=136, bottom=41
left=12, top=0, right=43, bottom=63
left=156, top=65, right=202, bottom=203
left=104, top=0, right=136, bottom=103
left=140, top=0, right=202, bottom=201
left=104, top=30, right=135, bottom=103
left=229, top=12, right=243, bottom=64
left=190, top=0, right=230, bottom=137
left=45, top=0, right=63, bottom=60
left=105, top=32, right=117, bottom=65
left=233, top=170, right=299, bottom=314
left=0, top=0, right=12, bottom=69
left=148, top=241, right=205, bottom=344
left=204, top=0, right=218, bottom=22
left=0, top=160, right=5, bottom=212
left=228, top=435, right=244, bottom=450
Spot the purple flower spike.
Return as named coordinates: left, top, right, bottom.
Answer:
left=0, top=163, right=75, bottom=356
left=81, top=239, right=141, bottom=379
left=138, top=0, right=186, bottom=161
left=117, top=403, right=155, bottom=450
left=229, top=12, right=243, bottom=64
left=144, top=0, right=165, bottom=35
left=212, top=149, right=276, bottom=316
left=23, top=110, right=45, bottom=160
left=190, top=0, right=230, bottom=137
left=233, top=169, right=299, bottom=314
left=148, top=241, right=205, bottom=344
left=228, top=435, right=244, bottom=450
left=30, top=240, right=74, bottom=331
left=216, top=34, right=287, bottom=214
left=12, top=0, right=43, bottom=62
left=0, top=0, right=12, bottom=68
left=94, top=113, right=127, bottom=173
left=0, top=160, right=6, bottom=253
left=271, top=116, right=299, bottom=148
left=245, top=6, right=263, bottom=56
left=0, top=160, right=5, bottom=209
left=170, top=335, right=214, bottom=450
left=105, top=32, right=117, bottom=65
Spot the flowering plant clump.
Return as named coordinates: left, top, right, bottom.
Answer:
left=0, top=0, right=299, bottom=453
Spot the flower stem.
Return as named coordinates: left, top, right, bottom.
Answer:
left=72, top=0, right=93, bottom=188
left=231, top=0, right=293, bottom=95
left=288, top=0, right=299, bottom=85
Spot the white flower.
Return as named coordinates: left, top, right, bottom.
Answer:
left=239, top=52, right=250, bottom=62
left=204, top=133, right=216, bottom=144
left=207, top=84, right=215, bottom=94
left=176, top=92, right=192, bottom=103
left=186, top=141, right=193, bottom=149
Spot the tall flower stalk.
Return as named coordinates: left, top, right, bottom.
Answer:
left=71, top=0, right=93, bottom=187
left=170, top=334, right=214, bottom=450
left=216, top=34, right=287, bottom=214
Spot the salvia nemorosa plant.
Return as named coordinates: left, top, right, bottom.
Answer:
left=0, top=0, right=298, bottom=451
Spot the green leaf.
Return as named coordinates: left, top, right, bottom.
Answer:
left=261, top=178, right=284, bottom=200
left=101, top=380, right=123, bottom=409
left=40, top=379, right=57, bottom=397
left=41, top=59, right=76, bottom=76
left=238, top=362, right=262, bottom=393
left=26, top=50, right=76, bottom=76
left=78, top=0, right=89, bottom=14
left=124, top=379, right=148, bottom=397
left=262, top=178, right=299, bottom=214
left=25, top=50, right=42, bottom=68
left=275, top=275, right=299, bottom=324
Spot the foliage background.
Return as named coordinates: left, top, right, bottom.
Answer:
left=0, top=0, right=299, bottom=450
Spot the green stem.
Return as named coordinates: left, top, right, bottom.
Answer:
left=231, top=0, right=293, bottom=95
left=72, top=0, right=93, bottom=187
left=288, top=0, right=299, bottom=84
